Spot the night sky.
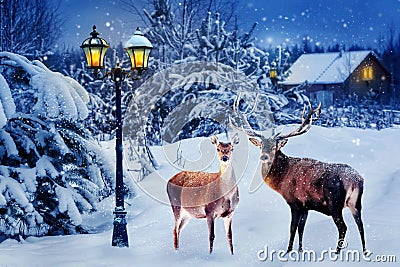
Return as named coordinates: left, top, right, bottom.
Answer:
left=58, top=0, right=400, bottom=50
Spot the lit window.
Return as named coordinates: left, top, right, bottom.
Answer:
left=362, top=66, right=373, bottom=80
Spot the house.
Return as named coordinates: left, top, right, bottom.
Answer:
left=279, top=50, right=392, bottom=106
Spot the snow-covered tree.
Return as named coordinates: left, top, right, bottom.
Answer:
left=159, top=11, right=308, bottom=122
left=0, top=0, right=63, bottom=59
left=123, top=61, right=275, bottom=180
left=45, top=47, right=133, bottom=141
left=0, top=52, right=123, bottom=239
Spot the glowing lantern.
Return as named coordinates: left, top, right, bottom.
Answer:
left=124, top=27, right=153, bottom=74
left=80, top=25, right=109, bottom=70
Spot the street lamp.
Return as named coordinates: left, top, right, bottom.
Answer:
left=269, top=61, right=277, bottom=88
left=81, top=25, right=153, bottom=247
left=269, top=61, right=277, bottom=78
left=125, top=28, right=153, bottom=74
left=80, top=26, right=110, bottom=74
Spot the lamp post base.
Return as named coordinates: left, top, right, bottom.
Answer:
left=111, top=207, right=129, bottom=247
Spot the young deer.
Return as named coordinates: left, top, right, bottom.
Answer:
left=166, top=134, right=240, bottom=254
left=233, top=99, right=366, bottom=254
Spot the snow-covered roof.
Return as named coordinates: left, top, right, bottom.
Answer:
left=280, top=50, right=373, bottom=85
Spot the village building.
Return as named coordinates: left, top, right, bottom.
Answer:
left=279, top=50, right=392, bottom=106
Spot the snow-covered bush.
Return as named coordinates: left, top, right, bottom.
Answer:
left=123, top=61, right=275, bottom=181
left=47, top=48, right=133, bottom=142
left=140, top=7, right=295, bottom=128
left=0, top=52, right=118, bottom=239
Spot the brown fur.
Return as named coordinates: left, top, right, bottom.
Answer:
left=251, top=137, right=366, bottom=254
left=234, top=99, right=366, bottom=253
left=166, top=134, right=239, bottom=254
left=265, top=150, right=364, bottom=214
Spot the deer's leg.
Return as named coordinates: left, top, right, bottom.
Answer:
left=297, top=210, right=308, bottom=252
left=331, top=211, right=347, bottom=254
left=206, top=214, right=215, bottom=254
left=223, top=211, right=234, bottom=255
left=287, top=204, right=302, bottom=252
left=172, top=206, right=181, bottom=251
left=348, top=190, right=366, bottom=253
left=326, top=175, right=348, bottom=253
left=174, top=211, right=191, bottom=251
left=171, top=205, right=186, bottom=251
left=173, top=222, right=179, bottom=250
left=351, top=209, right=366, bottom=253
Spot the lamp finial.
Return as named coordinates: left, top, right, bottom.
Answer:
left=91, top=25, right=99, bottom=38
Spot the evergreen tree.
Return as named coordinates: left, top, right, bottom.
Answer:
left=0, top=52, right=124, bottom=239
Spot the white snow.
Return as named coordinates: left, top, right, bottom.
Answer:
left=49, top=124, right=72, bottom=156
left=0, top=129, right=19, bottom=157
left=0, top=73, right=16, bottom=120
left=55, top=186, right=83, bottom=226
left=16, top=167, right=37, bottom=193
left=0, top=175, right=30, bottom=209
left=281, top=51, right=372, bottom=85
left=31, top=70, right=89, bottom=121
left=36, top=156, right=59, bottom=179
left=0, top=52, right=89, bottom=121
left=0, top=126, right=399, bottom=266
left=0, top=73, right=16, bottom=128
left=0, top=101, right=7, bottom=129
left=0, top=52, right=42, bottom=76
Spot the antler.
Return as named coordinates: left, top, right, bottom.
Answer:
left=277, top=101, right=321, bottom=140
left=230, top=93, right=264, bottom=138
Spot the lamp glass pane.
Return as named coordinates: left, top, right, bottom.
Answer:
left=90, top=47, right=102, bottom=68
left=99, top=46, right=108, bottom=67
left=125, top=49, right=135, bottom=69
left=83, top=47, right=92, bottom=66
left=144, top=48, right=151, bottom=68
left=134, top=48, right=145, bottom=68
left=83, top=46, right=102, bottom=68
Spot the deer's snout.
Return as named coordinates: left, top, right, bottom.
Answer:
left=221, top=156, right=229, bottom=162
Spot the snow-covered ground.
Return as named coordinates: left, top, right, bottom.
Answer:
left=1, top=126, right=399, bottom=267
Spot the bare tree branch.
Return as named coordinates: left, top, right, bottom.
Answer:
left=0, top=0, right=64, bottom=58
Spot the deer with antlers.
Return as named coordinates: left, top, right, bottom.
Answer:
left=233, top=98, right=366, bottom=254
left=166, top=134, right=240, bottom=255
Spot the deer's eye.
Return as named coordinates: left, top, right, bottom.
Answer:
left=217, top=149, right=221, bottom=152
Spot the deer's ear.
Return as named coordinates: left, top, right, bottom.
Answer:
left=277, top=138, right=288, bottom=150
left=211, top=135, right=218, bottom=145
left=249, top=138, right=261, bottom=147
left=232, top=133, right=239, bottom=145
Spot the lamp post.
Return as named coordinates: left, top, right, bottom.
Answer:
left=80, top=25, right=153, bottom=247
left=269, top=61, right=277, bottom=88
